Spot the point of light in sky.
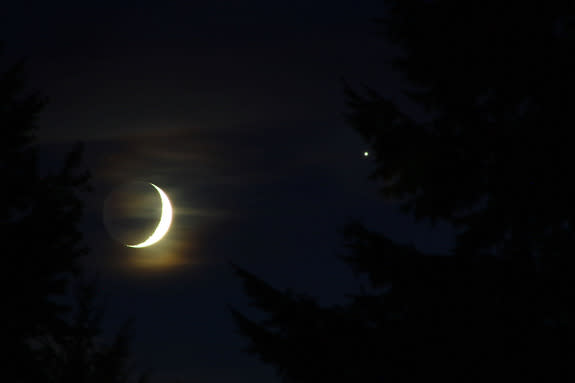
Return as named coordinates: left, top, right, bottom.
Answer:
left=364, top=151, right=369, bottom=157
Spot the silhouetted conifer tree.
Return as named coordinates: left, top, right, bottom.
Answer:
left=33, top=273, right=151, bottom=383
left=231, top=1, right=575, bottom=382
left=0, top=43, right=149, bottom=383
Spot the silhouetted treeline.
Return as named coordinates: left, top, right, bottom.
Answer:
left=231, top=1, right=575, bottom=382
left=0, top=42, right=149, bottom=383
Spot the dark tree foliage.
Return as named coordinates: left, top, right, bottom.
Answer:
left=0, top=44, right=148, bottom=383
left=0, top=44, right=90, bottom=382
left=33, top=274, right=151, bottom=383
left=231, top=1, right=575, bottom=382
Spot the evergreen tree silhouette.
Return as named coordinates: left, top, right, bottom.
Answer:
left=230, top=1, right=575, bottom=382
left=33, top=273, right=151, bottom=383
left=0, top=43, right=150, bottom=382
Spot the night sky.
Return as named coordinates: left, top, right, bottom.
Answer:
left=3, top=1, right=455, bottom=381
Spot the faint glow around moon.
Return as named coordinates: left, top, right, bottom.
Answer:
left=364, top=151, right=369, bottom=157
left=127, top=183, right=173, bottom=248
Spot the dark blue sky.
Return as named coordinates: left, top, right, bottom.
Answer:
left=3, top=1, right=455, bottom=381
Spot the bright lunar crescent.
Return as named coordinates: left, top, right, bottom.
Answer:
left=126, top=183, right=173, bottom=248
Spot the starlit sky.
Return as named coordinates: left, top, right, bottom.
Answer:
left=2, top=1, right=454, bottom=381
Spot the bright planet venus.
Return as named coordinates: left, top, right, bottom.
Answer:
left=126, top=183, right=173, bottom=248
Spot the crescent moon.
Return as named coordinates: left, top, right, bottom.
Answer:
left=127, top=183, right=173, bottom=248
